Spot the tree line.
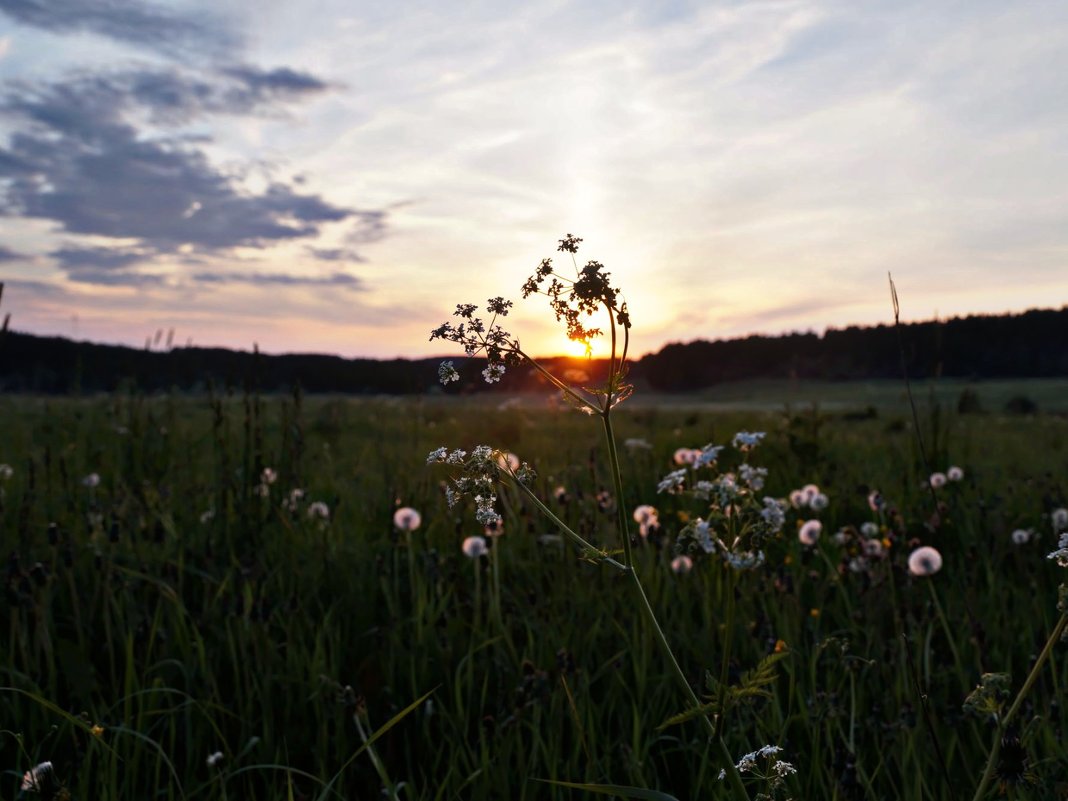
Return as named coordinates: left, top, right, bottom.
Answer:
left=0, top=306, right=1064, bottom=394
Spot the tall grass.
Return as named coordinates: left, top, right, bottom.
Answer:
left=1, top=386, right=1066, bottom=799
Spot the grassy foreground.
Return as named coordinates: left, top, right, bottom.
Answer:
left=1, top=389, right=1066, bottom=799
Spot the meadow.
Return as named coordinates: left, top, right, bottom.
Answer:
left=1, top=385, right=1066, bottom=800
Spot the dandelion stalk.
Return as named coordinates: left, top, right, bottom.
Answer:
left=971, top=610, right=1068, bottom=801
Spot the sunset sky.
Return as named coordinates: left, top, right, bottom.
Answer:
left=1, top=0, right=1066, bottom=359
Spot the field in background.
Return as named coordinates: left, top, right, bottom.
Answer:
left=1, top=386, right=1066, bottom=799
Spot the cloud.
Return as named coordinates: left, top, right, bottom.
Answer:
left=306, top=247, right=367, bottom=264
left=192, top=271, right=363, bottom=289
left=0, top=0, right=239, bottom=58
left=0, top=68, right=374, bottom=279
left=0, top=244, right=29, bottom=262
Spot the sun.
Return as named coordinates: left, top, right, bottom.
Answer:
left=562, top=336, right=599, bottom=358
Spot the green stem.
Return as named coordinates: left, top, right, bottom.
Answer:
left=971, top=611, right=1068, bottom=801
left=507, top=474, right=626, bottom=571
left=714, top=568, right=737, bottom=738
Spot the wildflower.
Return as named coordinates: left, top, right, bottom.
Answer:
left=307, top=501, right=330, bottom=521
left=810, top=492, right=829, bottom=511
left=393, top=507, right=422, bottom=531
left=206, top=751, right=224, bottom=768
left=462, top=535, right=488, bottom=558
left=735, top=744, right=783, bottom=772
left=261, top=467, right=277, bottom=485
left=760, top=497, right=786, bottom=533
left=553, top=485, right=569, bottom=503
left=427, top=446, right=448, bottom=463
left=732, top=431, right=765, bottom=451
left=868, top=490, right=884, bottom=511
left=21, top=761, right=55, bottom=792
left=739, top=463, right=767, bottom=491
left=1052, top=508, right=1068, bottom=532
left=1011, top=528, right=1033, bottom=545
left=671, top=555, right=693, bottom=574
left=254, top=482, right=270, bottom=498
left=653, top=467, right=687, bottom=493
left=0, top=463, right=12, bottom=480
left=947, top=465, right=964, bottom=481
left=860, top=521, right=879, bottom=539
left=694, top=444, right=725, bottom=468
left=694, top=519, right=715, bottom=553
left=438, top=360, right=460, bottom=384
left=798, top=519, right=822, bottom=546
left=90, top=724, right=105, bottom=737
left=908, top=545, right=943, bottom=576
left=800, top=483, right=821, bottom=504
left=929, top=472, right=947, bottom=489
left=484, top=516, right=504, bottom=537
left=482, top=363, right=506, bottom=384
left=1047, top=532, right=1068, bottom=567
left=725, top=550, right=765, bottom=570
left=788, top=489, right=806, bottom=508
left=200, top=509, right=215, bottom=524
left=82, top=472, right=100, bottom=488
left=673, top=447, right=700, bottom=466
left=834, top=528, right=851, bottom=546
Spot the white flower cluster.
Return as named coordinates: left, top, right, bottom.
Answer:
left=656, top=432, right=782, bottom=573
left=428, top=444, right=535, bottom=528
left=720, top=743, right=796, bottom=790
left=438, top=360, right=460, bottom=384
left=1048, top=532, right=1068, bottom=568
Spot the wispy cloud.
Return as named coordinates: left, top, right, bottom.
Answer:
left=193, top=271, right=363, bottom=289
left=0, top=0, right=239, bottom=58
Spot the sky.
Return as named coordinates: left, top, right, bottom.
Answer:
left=0, top=0, right=1066, bottom=359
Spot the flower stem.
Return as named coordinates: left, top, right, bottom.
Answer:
left=971, top=611, right=1068, bottom=801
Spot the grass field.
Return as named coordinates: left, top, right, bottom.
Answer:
left=1, top=386, right=1067, bottom=800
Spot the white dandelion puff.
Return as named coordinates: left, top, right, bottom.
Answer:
left=908, top=546, right=943, bottom=576
left=671, top=555, right=693, bottom=574
left=798, top=519, right=822, bottom=546
left=929, top=472, right=947, bottom=489
left=462, top=535, right=488, bottom=558
left=393, top=507, right=422, bottom=531
left=947, top=465, right=964, bottom=482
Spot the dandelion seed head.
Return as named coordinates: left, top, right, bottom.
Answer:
left=798, top=519, right=822, bottom=546
left=1011, top=528, right=1033, bottom=545
left=1052, top=508, right=1068, bottom=532
left=497, top=452, right=520, bottom=472
left=673, top=447, right=700, bottom=466
left=671, top=554, right=693, bottom=574
left=462, top=535, right=488, bottom=558
left=206, top=751, right=224, bottom=768
left=0, top=464, right=12, bottom=480
left=261, top=467, right=277, bottom=485
left=860, top=521, right=880, bottom=539
left=868, top=490, right=884, bottom=511
left=393, top=507, right=422, bottom=531
left=929, top=471, right=947, bottom=489
left=789, top=489, right=805, bottom=508
left=908, top=545, right=943, bottom=576
left=632, top=504, right=658, bottom=525
left=82, top=472, right=100, bottom=488
left=947, top=465, right=964, bottom=481
left=21, top=761, right=54, bottom=791
left=307, top=501, right=330, bottom=521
